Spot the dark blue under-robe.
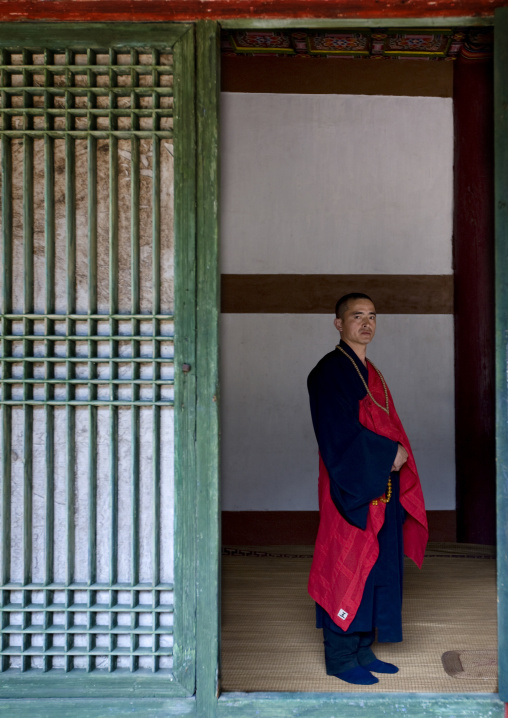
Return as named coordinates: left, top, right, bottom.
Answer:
left=308, top=340, right=404, bottom=642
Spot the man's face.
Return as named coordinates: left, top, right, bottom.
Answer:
left=334, top=298, right=377, bottom=349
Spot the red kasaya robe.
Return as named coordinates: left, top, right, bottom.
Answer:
left=308, top=361, right=428, bottom=631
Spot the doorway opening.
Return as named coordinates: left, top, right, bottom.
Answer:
left=219, top=27, right=496, bottom=693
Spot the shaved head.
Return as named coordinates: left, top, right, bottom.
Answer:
left=335, top=293, right=373, bottom=319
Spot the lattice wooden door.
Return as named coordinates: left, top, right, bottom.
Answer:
left=0, top=23, right=196, bottom=697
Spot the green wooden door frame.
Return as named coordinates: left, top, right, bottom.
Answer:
left=495, top=4, right=508, bottom=707
left=0, top=11, right=507, bottom=718
left=195, top=11, right=508, bottom=718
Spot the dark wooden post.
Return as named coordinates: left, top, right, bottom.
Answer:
left=453, top=52, right=496, bottom=544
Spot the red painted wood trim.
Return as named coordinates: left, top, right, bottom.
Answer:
left=222, top=510, right=457, bottom=545
left=0, top=0, right=502, bottom=22
left=453, top=55, right=496, bottom=545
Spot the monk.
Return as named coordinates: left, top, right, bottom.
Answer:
left=307, top=293, right=428, bottom=685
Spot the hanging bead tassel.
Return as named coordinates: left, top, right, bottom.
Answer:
left=371, top=477, right=392, bottom=506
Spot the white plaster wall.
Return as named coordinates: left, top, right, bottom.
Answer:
left=220, top=92, right=455, bottom=513
left=221, top=92, right=453, bottom=275
left=220, top=314, right=455, bottom=511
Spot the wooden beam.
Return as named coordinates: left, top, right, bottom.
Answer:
left=453, top=53, right=495, bottom=545
left=222, top=510, right=457, bottom=544
left=0, top=0, right=502, bottom=23
left=221, top=274, right=453, bottom=314
left=222, top=55, right=453, bottom=98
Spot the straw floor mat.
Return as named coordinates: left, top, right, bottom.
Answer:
left=221, top=543, right=497, bottom=693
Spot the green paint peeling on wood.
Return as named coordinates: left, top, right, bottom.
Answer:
left=0, top=23, right=191, bottom=49
left=220, top=15, right=494, bottom=29
left=0, top=697, right=196, bottom=717
left=173, top=24, right=198, bottom=696
left=195, top=19, right=220, bottom=718
left=218, top=693, right=505, bottom=718
left=0, top=671, right=188, bottom=699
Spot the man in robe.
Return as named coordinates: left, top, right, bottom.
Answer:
left=307, top=292, right=428, bottom=686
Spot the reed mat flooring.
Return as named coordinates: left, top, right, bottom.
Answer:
left=221, top=544, right=497, bottom=693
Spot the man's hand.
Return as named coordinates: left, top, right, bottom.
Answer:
left=392, top=444, right=408, bottom=472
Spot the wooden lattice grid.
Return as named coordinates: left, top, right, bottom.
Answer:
left=0, top=43, right=176, bottom=675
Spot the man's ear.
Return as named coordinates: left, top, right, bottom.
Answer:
left=334, top=317, right=342, bottom=333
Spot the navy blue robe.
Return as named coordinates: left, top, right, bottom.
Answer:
left=308, top=341, right=405, bottom=641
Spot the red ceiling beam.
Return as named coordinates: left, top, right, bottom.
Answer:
left=0, top=0, right=502, bottom=23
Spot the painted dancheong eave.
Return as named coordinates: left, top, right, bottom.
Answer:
left=0, top=0, right=502, bottom=22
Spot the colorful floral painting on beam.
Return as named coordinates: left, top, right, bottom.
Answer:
left=223, top=28, right=493, bottom=60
